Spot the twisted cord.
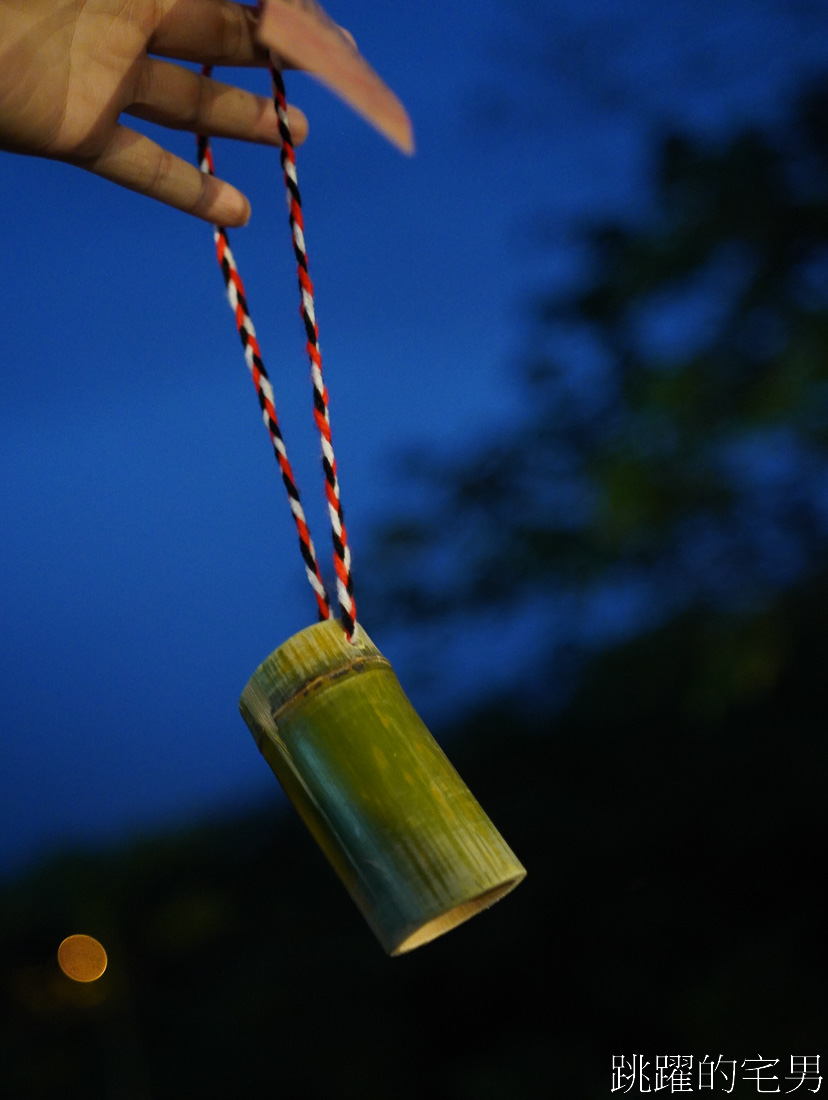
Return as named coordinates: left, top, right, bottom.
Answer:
left=197, top=105, right=331, bottom=624
left=270, top=64, right=357, bottom=641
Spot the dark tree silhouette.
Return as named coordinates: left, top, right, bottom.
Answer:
left=368, top=83, right=828, bottom=682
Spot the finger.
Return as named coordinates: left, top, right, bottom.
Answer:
left=150, top=0, right=270, bottom=68
left=125, top=59, right=309, bottom=145
left=80, top=125, right=250, bottom=226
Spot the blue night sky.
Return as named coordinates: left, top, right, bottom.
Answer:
left=2, top=0, right=828, bottom=875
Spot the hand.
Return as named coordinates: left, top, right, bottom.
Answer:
left=0, top=0, right=310, bottom=226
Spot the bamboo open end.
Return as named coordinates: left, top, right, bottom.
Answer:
left=392, top=875, right=526, bottom=955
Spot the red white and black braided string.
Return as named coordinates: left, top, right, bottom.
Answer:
left=197, top=65, right=357, bottom=641
left=197, top=74, right=330, bottom=625
left=270, top=65, right=356, bottom=640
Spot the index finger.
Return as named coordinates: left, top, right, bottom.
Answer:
left=149, top=0, right=268, bottom=66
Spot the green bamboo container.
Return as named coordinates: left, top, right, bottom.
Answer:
left=239, top=619, right=526, bottom=954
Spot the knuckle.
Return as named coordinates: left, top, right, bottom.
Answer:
left=184, top=75, right=210, bottom=131
left=221, top=5, right=246, bottom=63
left=190, top=169, right=215, bottom=219
left=147, top=144, right=176, bottom=198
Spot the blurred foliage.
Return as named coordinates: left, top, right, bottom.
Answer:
left=3, top=81, right=828, bottom=1100
left=1, top=572, right=826, bottom=1097
left=366, top=82, right=828, bottom=647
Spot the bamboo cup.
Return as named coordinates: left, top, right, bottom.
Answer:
left=239, top=620, right=526, bottom=954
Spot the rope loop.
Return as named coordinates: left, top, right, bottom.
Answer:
left=270, top=66, right=357, bottom=642
left=197, top=65, right=357, bottom=642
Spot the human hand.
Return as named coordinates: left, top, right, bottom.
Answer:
left=0, top=0, right=310, bottom=226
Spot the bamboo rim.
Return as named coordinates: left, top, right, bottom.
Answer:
left=392, top=877, right=525, bottom=955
